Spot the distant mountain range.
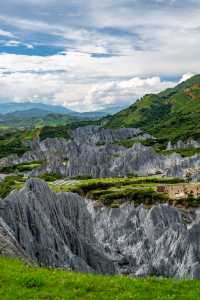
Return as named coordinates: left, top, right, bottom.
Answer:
left=0, top=102, right=76, bottom=115
left=0, top=102, right=125, bottom=117
left=0, top=102, right=125, bottom=128
left=0, top=109, right=77, bottom=128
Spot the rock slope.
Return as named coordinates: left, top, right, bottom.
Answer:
left=1, top=179, right=200, bottom=278
left=0, top=217, right=31, bottom=263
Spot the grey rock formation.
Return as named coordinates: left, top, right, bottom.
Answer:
left=1, top=125, right=200, bottom=180
left=167, top=139, right=200, bottom=151
left=87, top=201, right=200, bottom=279
left=71, top=126, right=151, bottom=145
left=0, top=217, right=31, bottom=263
left=0, top=179, right=115, bottom=274
left=0, top=174, right=7, bottom=182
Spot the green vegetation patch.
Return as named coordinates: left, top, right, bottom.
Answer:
left=0, top=257, right=200, bottom=300
left=0, top=130, right=30, bottom=159
left=0, top=161, right=42, bottom=174
left=0, top=175, right=26, bottom=199
left=158, top=147, right=200, bottom=158
left=38, top=172, right=65, bottom=182
left=88, top=187, right=168, bottom=206
left=50, top=176, right=185, bottom=207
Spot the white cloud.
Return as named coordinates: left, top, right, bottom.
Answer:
left=0, top=54, right=177, bottom=111
left=4, top=40, right=21, bottom=47
left=179, top=73, right=194, bottom=83
left=4, top=39, right=34, bottom=49
left=66, top=77, right=175, bottom=111
left=0, top=28, right=15, bottom=38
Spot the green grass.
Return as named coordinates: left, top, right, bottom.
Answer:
left=158, top=148, right=200, bottom=157
left=0, top=175, right=26, bottom=199
left=38, top=172, right=65, bottom=182
left=0, top=257, right=200, bottom=300
left=49, top=176, right=184, bottom=207
left=0, top=161, right=42, bottom=174
left=113, top=138, right=140, bottom=148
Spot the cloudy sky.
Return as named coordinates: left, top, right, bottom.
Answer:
left=0, top=0, right=199, bottom=112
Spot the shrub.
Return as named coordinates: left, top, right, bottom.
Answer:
left=0, top=175, right=25, bottom=199
left=71, top=175, right=93, bottom=180
left=0, top=161, right=42, bottom=174
left=18, top=274, right=45, bottom=288
left=38, top=172, right=64, bottom=182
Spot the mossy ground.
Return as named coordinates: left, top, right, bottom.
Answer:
left=0, top=257, right=200, bottom=300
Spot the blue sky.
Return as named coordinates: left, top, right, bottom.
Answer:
left=0, top=0, right=199, bottom=111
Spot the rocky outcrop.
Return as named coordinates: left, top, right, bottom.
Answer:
left=1, top=179, right=200, bottom=278
left=71, top=126, right=152, bottom=145
left=1, top=125, right=200, bottom=180
left=0, top=217, right=31, bottom=263
left=0, top=179, right=115, bottom=274
left=88, top=201, right=200, bottom=279
left=0, top=174, right=7, bottom=182
left=167, top=139, right=200, bottom=150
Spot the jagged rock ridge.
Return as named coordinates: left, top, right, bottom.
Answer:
left=1, top=125, right=200, bottom=180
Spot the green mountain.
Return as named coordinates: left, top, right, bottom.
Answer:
left=105, top=75, right=200, bottom=142
left=0, top=109, right=79, bottom=129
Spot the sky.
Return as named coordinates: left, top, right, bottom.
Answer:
left=0, top=0, right=199, bottom=112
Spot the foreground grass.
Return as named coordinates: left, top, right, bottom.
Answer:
left=0, top=257, right=200, bottom=300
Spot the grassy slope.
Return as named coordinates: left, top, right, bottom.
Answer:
left=105, top=75, right=200, bottom=142
left=0, top=257, right=200, bottom=300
